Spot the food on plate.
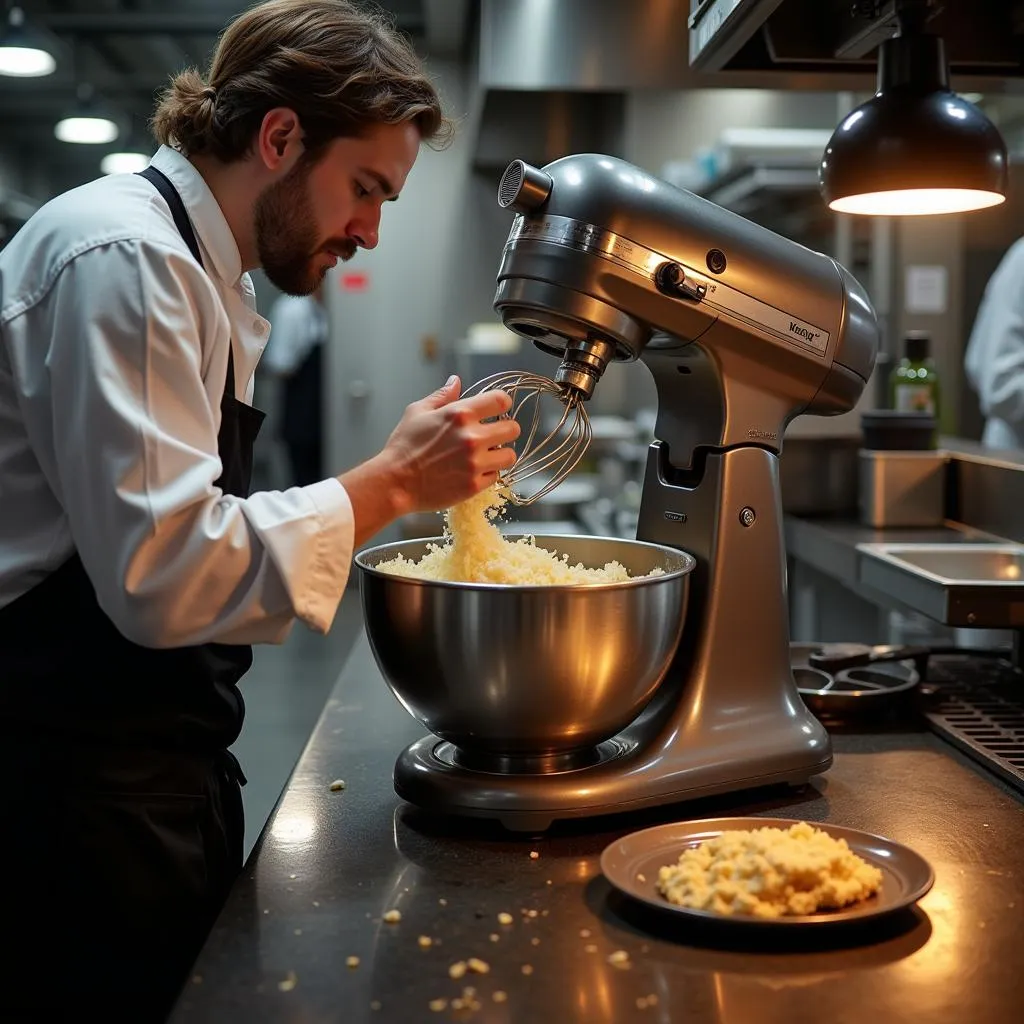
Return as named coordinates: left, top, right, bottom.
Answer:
left=375, top=483, right=664, bottom=585
left=655, top=821, right=883, bottom=918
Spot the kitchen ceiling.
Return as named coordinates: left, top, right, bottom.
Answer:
left=0, top=0, right=469, bottom=193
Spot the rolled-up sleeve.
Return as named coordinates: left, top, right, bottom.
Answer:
left=11, top=239, right=352, bottom=648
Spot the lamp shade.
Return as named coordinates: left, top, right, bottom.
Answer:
left=820, top=33, right=1008, bottom=216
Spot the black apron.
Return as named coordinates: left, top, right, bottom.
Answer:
left=0, top=165, right=265, bottom=1022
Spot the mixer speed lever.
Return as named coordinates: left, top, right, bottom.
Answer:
left=655, top=262, right=707, bottom=302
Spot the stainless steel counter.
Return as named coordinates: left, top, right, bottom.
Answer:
left=170, top=634, right=1024, bottom=1024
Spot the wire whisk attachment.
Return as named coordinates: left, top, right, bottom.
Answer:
left=461, top=370, right=593, bottom=505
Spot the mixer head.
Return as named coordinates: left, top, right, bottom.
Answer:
left=461, top=370, right=592, bottom=505
left=493, top=154, right=879, bottom=456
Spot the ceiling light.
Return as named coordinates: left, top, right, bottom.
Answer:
left=819, top=3, right=1007, bottom=217
left=56, top=115, right=119, bottom=144
left=100, top=151, right=151, bottom=175
left=55, top=86, right=120, bottom=145
left=0, top=7, right=56, bottom=77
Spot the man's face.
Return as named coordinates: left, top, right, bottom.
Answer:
left=254, top=120, right=420, bottom=296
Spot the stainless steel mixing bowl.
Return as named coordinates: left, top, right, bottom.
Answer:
left=355, top=534, right=694, bottom=759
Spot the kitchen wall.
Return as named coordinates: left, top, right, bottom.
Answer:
left=623, top=88, right=841, bottom=176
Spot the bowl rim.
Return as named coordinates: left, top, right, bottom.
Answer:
left=354, top=532, right=697, bottom=591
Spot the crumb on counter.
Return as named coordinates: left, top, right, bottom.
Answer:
left=346, top=956, right=360, bottom=969
left=329, top=779, right=346, bottom=791
left=383, top=910, right=402, bottom=924
left=278, top=971, right=298, bottom=992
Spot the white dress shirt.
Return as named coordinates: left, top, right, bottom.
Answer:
left=263, top=294, right=327, bottom=377
left=0, top=145, right=353, bottom=646
left=965, top=237, right=1024, bottom=450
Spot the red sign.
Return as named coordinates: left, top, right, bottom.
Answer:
left=340, top=271, right=370, bottom=292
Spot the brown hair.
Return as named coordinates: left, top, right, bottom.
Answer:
left=151, top=0, right=452, bottom=161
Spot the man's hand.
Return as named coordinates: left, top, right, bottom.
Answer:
left=338, top=376, right=520, bottom=546
left=381, top=376, right=519, bottom=513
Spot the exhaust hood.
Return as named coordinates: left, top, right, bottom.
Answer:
left=689, top=0, right=1024, bottom=85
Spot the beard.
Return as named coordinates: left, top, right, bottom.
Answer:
left=253, top=156, right=357, bottom=296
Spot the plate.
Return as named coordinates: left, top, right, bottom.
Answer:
left=600, top=817, right=934, bottom=928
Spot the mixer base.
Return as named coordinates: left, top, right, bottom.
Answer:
left=394, top=734, right=830, bottom=833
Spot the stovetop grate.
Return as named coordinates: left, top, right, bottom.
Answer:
left=922, top=655, right=1024, bottom=795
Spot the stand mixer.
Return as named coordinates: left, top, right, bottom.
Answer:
left=369, top=154, right=878, bottom=831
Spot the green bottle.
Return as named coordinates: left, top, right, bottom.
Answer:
left=889, top=332, right=940, bottom=417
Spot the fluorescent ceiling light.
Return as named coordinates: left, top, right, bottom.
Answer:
left=0, top=8, right=56, bottom=78
left=0, top=45, right=55, bottom=77
left=100, top=151, right=151, bottom=175
left=55, top=116, right=119, bottom=145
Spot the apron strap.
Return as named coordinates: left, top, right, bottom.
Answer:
left=137, top=164, right=237, bottom=400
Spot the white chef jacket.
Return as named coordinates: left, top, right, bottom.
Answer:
left=263, top=293, right=327, bottom=377
left=0, top=145, right=353, bottom=647
left=965, top=237, right=1024, bottom=450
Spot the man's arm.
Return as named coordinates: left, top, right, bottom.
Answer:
left=17, top=239, right=350, bottom=648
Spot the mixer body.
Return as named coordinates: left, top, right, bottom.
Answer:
left=391, top=154, right=880, bottom=830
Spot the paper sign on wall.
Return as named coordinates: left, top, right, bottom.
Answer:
left=905, top=265, right=948, bottom=314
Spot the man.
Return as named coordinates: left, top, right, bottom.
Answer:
left=0, top=1, right=517, bottom=1019
left=965, top=237, right=1024, bottom=449
left=264, top=281, right=328, bottom=485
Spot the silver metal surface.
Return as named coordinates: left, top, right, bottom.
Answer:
left=859, top=544, right=1024, bottom=585
left=858, top=450, right=948, bottom=528
left=480, top=0, right=691, bottom=91
left=356, top=535, right=694, bottom=760
left=498, top=160, right=553, bottom=213
left=790, top=642, right=920, bottom=721
left=506, top=213, right=832, bottom=355
left=778, top=435, right=860, bottom=516
left=380, top=151, right=879, bottom=827
left=494, top=155, right=878, bottom=460
left=857, top=543, right=1024, bottom=629
left=461, top=370, right=592, bottom=504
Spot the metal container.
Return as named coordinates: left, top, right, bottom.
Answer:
left=859, top=450, right=948, bottom=528
left=779, top=436, right=861, bottom=515
left=355, top=535, right=694, bottom=758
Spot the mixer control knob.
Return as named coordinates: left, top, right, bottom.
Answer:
left=655, top=262, right=707, bottom=302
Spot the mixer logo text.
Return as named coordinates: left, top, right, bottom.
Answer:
left=789, top=321, right=821, bottom=344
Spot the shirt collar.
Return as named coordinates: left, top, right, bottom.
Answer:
left=149, top=145, right=244, bottom=287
